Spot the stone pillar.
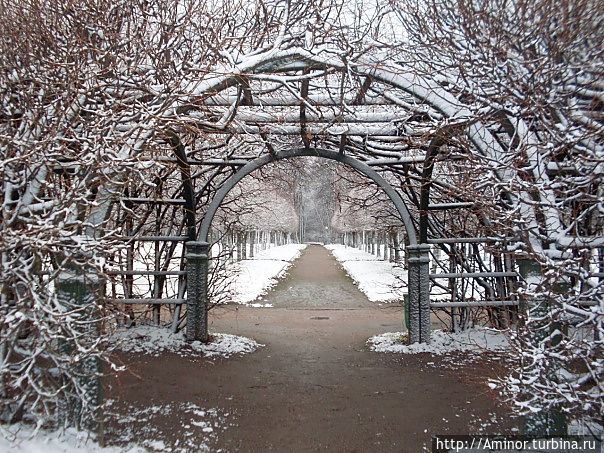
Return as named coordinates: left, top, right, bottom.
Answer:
left=56, top=268, right=103, bottom=431
left=186, top=241, right=209, bottom=342
left=517, top=258, right=567, bottom=436
left=407, top=244, right=431, bottom=344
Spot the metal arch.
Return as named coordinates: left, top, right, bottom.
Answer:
left=197, top=147, right=418, bottom=245
left=187, top=147, right=430, bottom=343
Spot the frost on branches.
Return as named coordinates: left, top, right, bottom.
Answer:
left=0, top=0, right=362, bottom=430
left=0, top=0, right=601, bottom=438
left=0, top=0, right=243, bottom=428
left=393, top=0, right=603, bottom=427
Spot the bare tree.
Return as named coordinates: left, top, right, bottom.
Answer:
left=0, top=0, right=256, bottom=429
left=1, top=0, right=601, bottom=436
left=392, top=0, right=603, bottom=430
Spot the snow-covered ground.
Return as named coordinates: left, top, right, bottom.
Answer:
left=105, top=400, right=233, bottom=452
left=111, top=326, right=263, bottom=358
left=325, top=244, right=406, bottom=302
left=0, top=425, right=145, bottom=453
left=108, top=243, right=306, bottom=306
left=1, top=400, right=233, bottom=453
left=368, top=328, right=509, bottom=355
left=229, top=243, right=306, bottom=304
left=326, top=244, right=457, bottom=302
left=107, top=244, right=307, bottom=359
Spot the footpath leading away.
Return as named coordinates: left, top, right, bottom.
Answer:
left=109, top=245, right=516, bottom=452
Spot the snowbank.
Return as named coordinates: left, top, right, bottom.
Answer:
left=230, top=243, right=306, bottom=304
left=324, top=244, right=406, bottom=302
left=368, top=328, right=509, bottom=354
left=1, top=400, right=233, bottom=453
left=0, top=425, right=146, bottom=453
left=111, top=326, right=263, bottom=358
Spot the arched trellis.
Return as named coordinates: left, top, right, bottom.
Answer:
left=85, top=49, right=543, bottom=251
left=5, top=5, right=597, bottom=434
left=80, top=49, right=574, bottom=344
left=82, top=132, right=198, bottom=329
left=185, top=148, right=431, bottom=343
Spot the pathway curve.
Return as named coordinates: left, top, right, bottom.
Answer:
left=108, top=245, right=516, bottom=452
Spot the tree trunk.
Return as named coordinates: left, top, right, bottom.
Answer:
left=249, top=230, right=255, bottom=258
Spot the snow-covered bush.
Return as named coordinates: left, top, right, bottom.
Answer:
left=0, top=0, right=240, bottom=428
left=392, top=0, right=603, bottom=427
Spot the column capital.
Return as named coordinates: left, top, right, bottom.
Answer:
left=408, top=244, right=431, bottom=264
left=186, top=241, right=209, bottom=260
left=407, top=243, right=431, bottom=253
left=186, top=240, right=209, bottom=249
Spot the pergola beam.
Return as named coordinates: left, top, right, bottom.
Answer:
left=430, top=272, right=518, bottom=279
left=431, top=300, right=519, bottom=307
left=117, top=235, right=189, bottom=242
left=428, top=202, right=475, bottom=210
left=120, top=197, right=187, bottom=206
left=154, top=157, right=250, bottom=167
left=106, top=298, right=186, bottom=305
left=364, top=156, right=426, bottom=165
left=214, top=111, right=414, bottom=123
left=197, top=123, right=408, bottom=136
left=202, top=93, right=399, bottom=106
left=427, top=236, right=516, bottom=244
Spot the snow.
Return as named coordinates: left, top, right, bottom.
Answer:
left=368, top=328, right=509, bottom=355
left=0, top=424, right=146, bottom=453
left=568, top=418, right=603, bottom=437
left=326, top=244, right=484, bottom=302
left=229, top=244, right=307, bottom=304
left=107, top=242, right=305, bottom=305
left=0, top=400, right=235, bottom=453
left=325, top=244, right=406, bottom=302
left=104, top=400, right=232, bottom=452
left=111, top=326, right=263, bottom=358
left=107, top=244, right=307, bottom=359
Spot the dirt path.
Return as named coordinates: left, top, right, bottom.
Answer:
left=107, top=245, right=517, bottom=452
left=255, top=244, right=373, bottom=308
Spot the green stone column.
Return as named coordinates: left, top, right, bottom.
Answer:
left=517, top=258, right=567, bottom=436
left=407, top=244, right=431, bottom=344
left=186, top=241, right=209, bottom=342
left=56, top=268, right=103, bottom=431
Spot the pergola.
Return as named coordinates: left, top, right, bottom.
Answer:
left=78, top=47, right=596, bottom=344
left=5, top=1, right=603, bottom=435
